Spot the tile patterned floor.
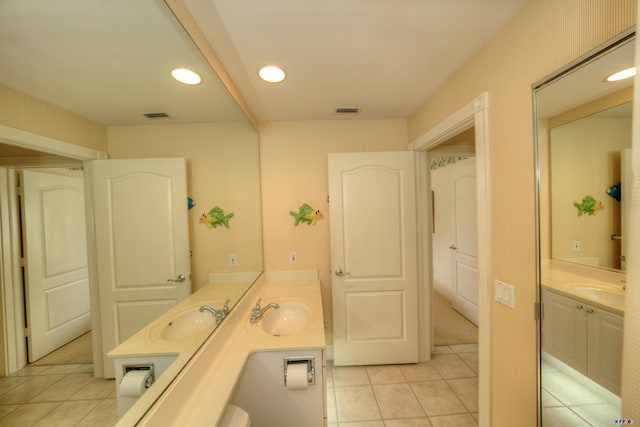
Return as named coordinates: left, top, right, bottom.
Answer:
left=541, top=359, right=621, bottom=427
left=1, top=295, right=478, bottom=426
left=0, top=364, right=117, bottom=427
left=326, top=344, right=479, bottom=427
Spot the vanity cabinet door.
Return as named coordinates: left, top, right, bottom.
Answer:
left=587, top=306, right=623, bottom=395
left=542, top=289, right=588, bottom=374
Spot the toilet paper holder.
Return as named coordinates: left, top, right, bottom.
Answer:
left=283, top=356, right=315, bottom=387
left=122, top=364, right=155, bottom=389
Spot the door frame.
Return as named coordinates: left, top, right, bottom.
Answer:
left=409, top=92, right=491, bottom=427
left=0, top=125, right=107, bottom=375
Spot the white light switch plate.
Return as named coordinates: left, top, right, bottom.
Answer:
left=495, top=280, right=515, bottom=309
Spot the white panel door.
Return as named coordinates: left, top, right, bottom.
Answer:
left=329, top=151, right=418, bottom=366
left=85, top=158, right=191, bottom=378
left=21, top=169, right=90, bottom=362
left=450, top=159, right=479, bottom=325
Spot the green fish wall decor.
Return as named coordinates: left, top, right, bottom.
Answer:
left=574, top=195, right=604, bottom=216
left=200, top=206, right=234, bottom=228
left=290, top=203, right=323, bottom=226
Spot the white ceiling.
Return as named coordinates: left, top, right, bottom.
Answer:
left=187, top=0, right=529, bottom=121
left=0, top=0, right=529, bottom=128
left=0, top=0, right=246, bottom=127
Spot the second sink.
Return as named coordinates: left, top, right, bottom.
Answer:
left=569, top=283, right=625, bottom=309
left=261, top=303, right=310, bottom=336
left=153, top=302, right=224, bottom=341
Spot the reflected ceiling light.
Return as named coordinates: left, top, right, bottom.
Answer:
left=605, top=67, right=636, bottom=82
left=258, top=65, right=286, bottom=83
left=171, top=68, right=202, bottom=85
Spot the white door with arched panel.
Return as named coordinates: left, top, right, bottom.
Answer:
left=450, top=158, right=479, bottom=325
left=329, top=151, right=418, bottom=366
left=21, top=169, right=90, bottom=362
left=85, top=158, right=191, bottom=378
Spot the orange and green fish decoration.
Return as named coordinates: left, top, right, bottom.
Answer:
left=290, top=203, right=323, bottom=225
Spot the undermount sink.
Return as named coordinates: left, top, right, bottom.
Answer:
left=261, top=303, right=310, bottom=336
left=569, top=283, right=625, bottom=308
left=154, top=304, right=221, bottom=341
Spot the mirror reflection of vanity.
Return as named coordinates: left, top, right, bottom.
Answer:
left=0, top=0, right=263, bottom=423
left=534, top=31, right=633, bottom=425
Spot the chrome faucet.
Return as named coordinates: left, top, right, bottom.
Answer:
left=200, top=299, right=230, bottom=323
left=250, top=298, right=279, bottom=323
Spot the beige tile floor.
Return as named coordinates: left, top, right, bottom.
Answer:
left=327, top=344, right=480, bottom=427
left=0, top=292, right=478, bottom=426
left=541, top=358, right=621, bottom=427
left=0, top=364, right=117, bottom=427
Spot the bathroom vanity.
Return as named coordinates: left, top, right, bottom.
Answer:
left=541, top=261, right=625, bottom=395
left=112, top=271, right=326, bottom=426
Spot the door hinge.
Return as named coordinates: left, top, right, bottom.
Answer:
left=19, top=257, right=26, bottom=267
left=535, top=302, right=543, bottom=320
left=326, top=195, right=330, bottom=203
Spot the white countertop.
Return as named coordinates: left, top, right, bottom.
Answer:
left=116, top=273, right=325, bottom=426
left=542, top=260, right=626, bottom=315
left=109, top=282, right=253, bottom=426
left=109, top=282, right=248, bottom=358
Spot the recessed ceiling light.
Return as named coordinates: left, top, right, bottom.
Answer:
left=258, top=65, right=286, bottom=83
left=171, top=68, right=202, bottom=85
left=605, top=67, right=636, bottom=82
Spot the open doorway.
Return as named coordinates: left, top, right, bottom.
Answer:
left=429, top=127, right=479, bottom=345
left=18, top=167, right=93, bottom=367
left=411, top=92, right=490, bottom=427
left=0, top=130, right=106, bottom=375
left=2, top=162, right=93, bottom=369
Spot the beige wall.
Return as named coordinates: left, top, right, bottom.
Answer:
left=0, top=83, right=107, bottom=151
left=407, top=0, right=636, bottom=425
left=108, top=122, right=262, bottom=290
left=259, top=119, right=408, bottom=341
left=551, top=116, right=631, bottom=268
left=540, top=87, right=634, bottom=263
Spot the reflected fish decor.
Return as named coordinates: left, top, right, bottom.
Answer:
left=606, top=183, right=621, bottom=202
left=200, top=206, right=234, bottom=228
left=574, top=195, right=604, bottom=216
left=290, top=203, right=323, bottom=225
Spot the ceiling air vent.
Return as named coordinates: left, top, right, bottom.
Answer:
left=143, top=112, right=170, bottom=119
left=336, top=107, right=360, bottom=114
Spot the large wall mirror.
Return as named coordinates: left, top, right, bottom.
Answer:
left=534, top=31, right=634, bottom=425
left=0, top=0, right=262, bottom=419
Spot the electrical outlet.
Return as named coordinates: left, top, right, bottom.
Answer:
left=572, top=240, right=581, bottom=252
left=289, top=252, right=297, bottom=264
left=229, top=253, right=237, bottom=266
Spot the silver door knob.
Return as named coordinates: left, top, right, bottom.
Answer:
left=167, top=274, right=186, bottom=283
left=335, top=268, right=351, bottom=277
